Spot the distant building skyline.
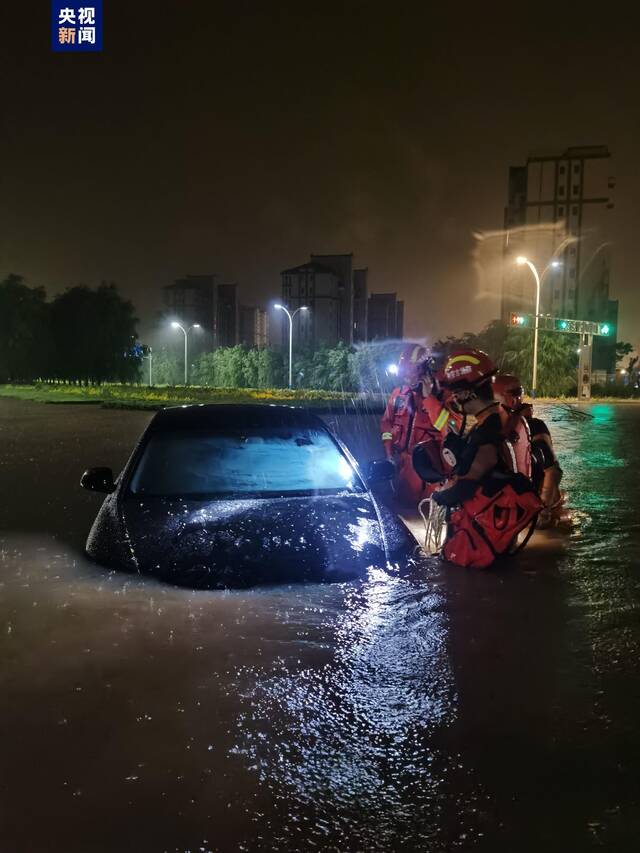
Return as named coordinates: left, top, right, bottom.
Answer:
left=163, top=274, right=217, bottom=332
left=367, top=292, right=404, bottom=341
left=239, top=305, right=269, bottom=348
left=281, top=253, right=404, bottom=346
left=502, top=145, right=615, bottom=321
left=163, top=276, right=250, bottom=347
left=502, top=144, right=617, bottom=370
left=280, top=260, right=345, bottom=348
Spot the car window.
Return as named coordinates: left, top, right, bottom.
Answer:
left=128, top=426, right=364, bottom=497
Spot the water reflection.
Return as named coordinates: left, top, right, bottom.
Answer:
left=232, top=566, right=491, bottom=850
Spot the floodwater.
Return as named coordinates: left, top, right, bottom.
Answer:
left=1, top=398, right=639, bottom=852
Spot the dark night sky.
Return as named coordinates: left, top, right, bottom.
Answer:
left=2, top=2, right=639, bottom=344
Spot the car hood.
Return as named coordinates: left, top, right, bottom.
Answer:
left=121, top=492, right=387, bottom=587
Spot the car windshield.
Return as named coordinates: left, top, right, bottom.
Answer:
left=128, top=425, right=364, bottom=498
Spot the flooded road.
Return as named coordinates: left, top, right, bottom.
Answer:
left=1, top=399, right=639, bottom=852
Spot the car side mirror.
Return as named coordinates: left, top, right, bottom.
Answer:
left=366, top=459, right=395, bottom=485
left=80, top=467, right=116, bottom=494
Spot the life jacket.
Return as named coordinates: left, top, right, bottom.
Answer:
left=380, top=385, right=415, bottom=453
left=440, top=408, right=541, bottom=569
left=500, top=409, right=532, bottom=479
left=381, top=385, right=461, bottom=455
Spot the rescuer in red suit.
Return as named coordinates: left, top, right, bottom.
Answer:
left=380, top=344, right=461, bottom=507
left=412, top=349, right=542, bottom=569
left=493, top=372, right=565, bottom=527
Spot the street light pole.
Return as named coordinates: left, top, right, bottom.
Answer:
left=274, top=304, right=309, bottom=388
left=171, top=322, right=201, bottom=386
left=143, top=347, right=153, bottom=387
left=516, top=257, right=560, bottom=398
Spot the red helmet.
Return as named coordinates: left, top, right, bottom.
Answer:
left=493, top=373, right=524, bottom=410
left=441, top=348, right=496, bottom=389
left=397, top=343, right=430, bottom=384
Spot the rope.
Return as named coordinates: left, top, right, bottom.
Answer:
left=418, top=497, right=447, bottom=555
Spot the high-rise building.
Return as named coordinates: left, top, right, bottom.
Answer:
left=239, top=305, right=269, bottom=347
left=163, top=274, right=216, bottom=330
left=502, top=146, right=615, bottom=327
left=163, top=276, right=237, bottom=346
left=281, top=253, right=359, bottom=347
left=280, top=254, right=405, bottom=347
left=216, top=283, right=239, bottom=348
left=367, top=293, right=404, bottom=340
left=310, top=253, right=354, bottom=344
left=255, top=308, right=269, bottom=347
left=353, top=268, right=368, bottom=342
left=280, top=261, right=340, bottom=347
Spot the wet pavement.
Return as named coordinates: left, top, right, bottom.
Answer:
left=1, top=398, right=639, bottom=852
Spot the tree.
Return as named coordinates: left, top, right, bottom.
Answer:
left=616, top=341, right=634, bottom=364
left=216, top=346, right=248, bottom=387
left=192, top=351, right=216, bottom=386
left=50, top=283, right=138, bottom=383
left=151, top=349, right=183, bottom=385
left=0, top=274, right=51, bottom=382
left=432, top=319, right=508, bottom=366
left=292, top=349, right=314, bottom=389
left=323, top=342, right=352, bottom=390
left=501, top=329, right=578, bottom=396
left=256, top=348, right=284, bottom=388
left=241, top=348, right=260, bottom=388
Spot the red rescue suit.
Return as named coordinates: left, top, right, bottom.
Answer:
left=381, top=383, right=460, bottom=506
left=431, top=406, right=542, bottom=569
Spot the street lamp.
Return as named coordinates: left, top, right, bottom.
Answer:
left=515, top=256, right=561, bottom=397
left=274, top=304, right=309, bottom=388
left=171, top=321, right=201, bottom=385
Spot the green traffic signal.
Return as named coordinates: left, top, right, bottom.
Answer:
left=601, top=324, right=611, bottom=335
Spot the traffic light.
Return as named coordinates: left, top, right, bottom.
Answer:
left=600, top=323, right=612, bottom=336
left=558, top=320, right=569, bottom=331
left=510, top=313, right=527, bottom=327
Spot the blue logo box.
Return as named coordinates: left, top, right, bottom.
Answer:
left=51, top=1, right=103, bottom=52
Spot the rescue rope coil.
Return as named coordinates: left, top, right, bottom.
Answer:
left=418, top=497, right=448, bottom=555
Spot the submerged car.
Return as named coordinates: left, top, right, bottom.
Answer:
left=81, top=404, right=413, bottom=588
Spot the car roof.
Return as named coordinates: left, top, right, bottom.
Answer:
left=148, top=403, right=327, bottom=432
